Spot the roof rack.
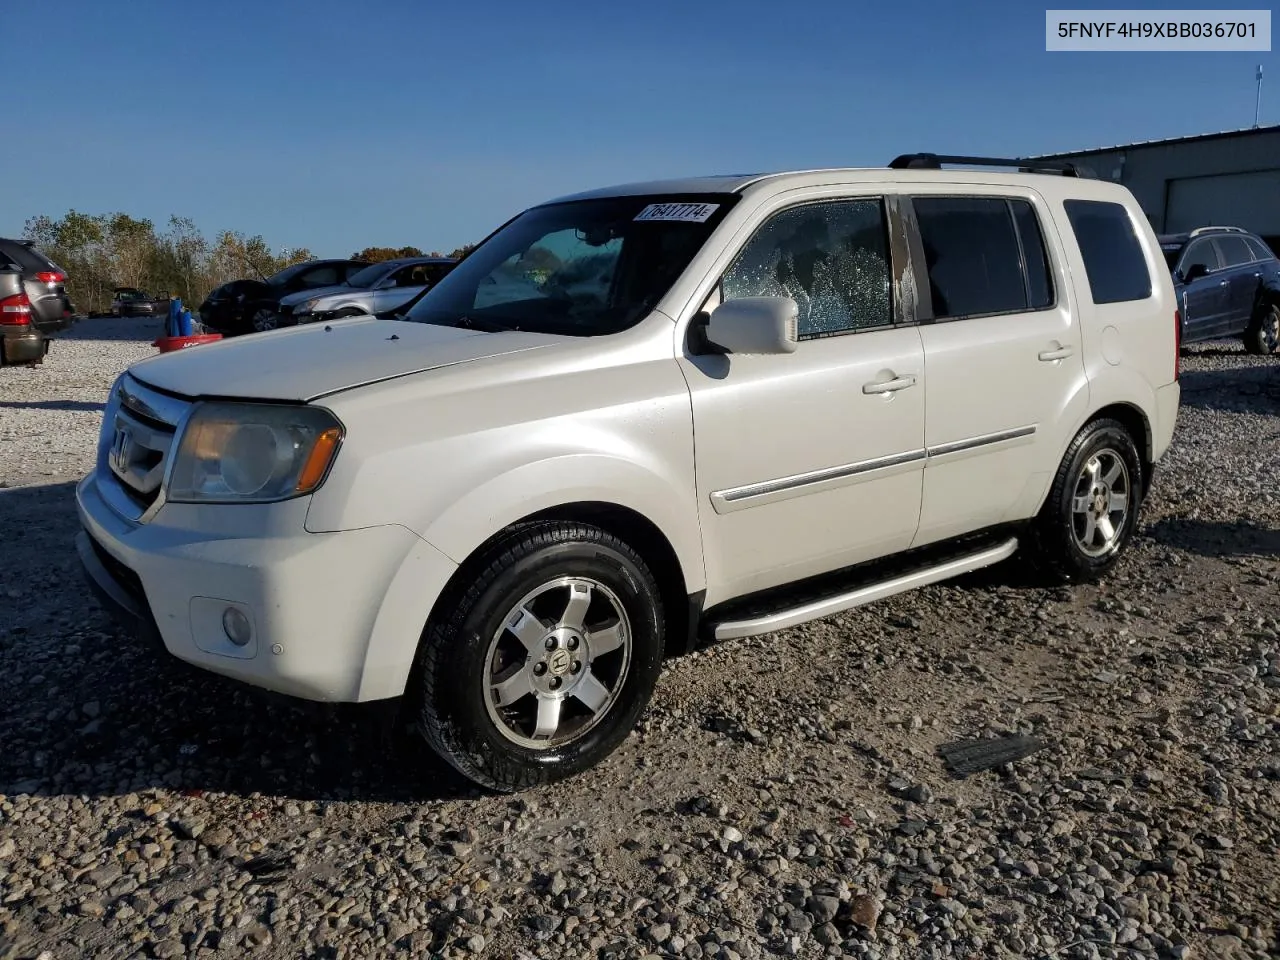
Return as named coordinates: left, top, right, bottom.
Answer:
left=1189, top=225, right=1248, bottom=237
left=888, top=153, right=1093, bottom=178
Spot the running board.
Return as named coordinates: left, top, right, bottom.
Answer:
left=709, top=537, right=1019, bottom=641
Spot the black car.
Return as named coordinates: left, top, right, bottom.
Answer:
left=1161, top=227, right=1280, bottom=354
left=0, top=237, right=74, bottom=364
left=111, top=286, right=171, bottom=317
left=198, top=259, right=369, bottom=336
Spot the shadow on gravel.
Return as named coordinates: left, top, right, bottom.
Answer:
left=1179, top=363, right=1280, bottom=414
left=0, top=399, right=106, bottom=412
left=55, top=317, right=161, bottom=342
left=1147, top=517, right=1280, bottom=559
left=0, top=481, right=477, bottom=806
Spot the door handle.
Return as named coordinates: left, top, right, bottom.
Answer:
left=862, top=374, right=916, bottom=395
left=1219, top=279, right=1230, bottom=286
left=1038, top=345, right=1075, bottom=362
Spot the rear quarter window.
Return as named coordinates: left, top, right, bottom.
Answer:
left=1063, top=200, right=1153, bottom=304
left=0, top=242, right=57, bottom=274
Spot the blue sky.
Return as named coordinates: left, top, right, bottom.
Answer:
left=4, top=0, right=1274, bottom=257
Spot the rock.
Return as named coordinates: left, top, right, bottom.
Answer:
left=814, top=922, right=842, bottom=946
left=907, top=783, right=933, bottom=804
left=848, top=894, right=880, bottom=932
left=173, top=818, right=207, bottom=840
left=647, top=922, right=671, bottom=943
left=82, top=701, right=101, bottom=718
left=722, top=826, right=744, bottom=844
left=807, top=895, right=840, bottom=924
left=463, top=934, right=486, bottom=952
left=527, top=915, right=559, bottom=934
left=77, top=901, right=106, bottom=919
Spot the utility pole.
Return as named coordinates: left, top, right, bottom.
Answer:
left=1257, top=64, right=1264, bottom=128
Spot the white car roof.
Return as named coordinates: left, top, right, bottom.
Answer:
left=544, top=167, right=1128, bottom=205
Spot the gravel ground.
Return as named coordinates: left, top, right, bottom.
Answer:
left=1, top=318, right=1278, bottom=960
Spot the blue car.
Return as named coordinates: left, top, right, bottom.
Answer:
left=1161, top=226, right=1280, bottom=354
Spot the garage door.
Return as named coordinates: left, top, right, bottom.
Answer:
left=1165, top=170, right=1280, bottom=239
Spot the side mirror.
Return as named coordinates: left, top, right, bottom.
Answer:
left=704, top=297, right=799, bottom=355
left=1181, top=262, right=1209, bottom=283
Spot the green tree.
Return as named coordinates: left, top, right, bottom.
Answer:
left=350, top=245, right=425, bottom=262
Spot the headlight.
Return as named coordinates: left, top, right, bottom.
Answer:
left=295, top=298, right=323, bottom=314
left=167, top=402, right=343, bottom=503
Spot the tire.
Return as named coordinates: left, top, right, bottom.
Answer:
left=1243, top=301, right=1280, bottom=355
left=1026, top=418, right=1143, bottom=584
left=413, top=521, right=665, bottom=792
left=250, top=307, right=279, bottom=333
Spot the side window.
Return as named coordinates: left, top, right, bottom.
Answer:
left=721, top=199, right=891, bottom=338
left=1181, top=239, right=1221, bottom=276
left=913, top=197, right=1031, bottom=318
left=340, top=263, right=367, bottom=281
left=1246, top=236, right=1275, bottom=261
left=300, top=265, right=341, bottom=287
left=1214, top=235, right=1254, bottom=268
left=387, top=265, right=422, bottom=287
left=1063, top=200, right=1153, bottom=304
left=423, top=263, right=452, bottom=284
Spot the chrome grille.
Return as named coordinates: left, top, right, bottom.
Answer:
left=102, top=375, right=191, bottom=521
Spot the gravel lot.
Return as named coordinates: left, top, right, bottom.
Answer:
left=1, top=317, right=1278, bottom=960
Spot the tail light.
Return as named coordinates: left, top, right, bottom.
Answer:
left=0, top=292, right=32, bottom=324
left=34, top=270, right=66, bottom=284
left=1173, top=308, right=1181, bottom=381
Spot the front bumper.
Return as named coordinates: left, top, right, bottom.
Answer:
left=75, top=471, right=453, bottom=702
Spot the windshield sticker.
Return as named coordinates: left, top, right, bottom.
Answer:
left=634, top=202, right=720, bottom=223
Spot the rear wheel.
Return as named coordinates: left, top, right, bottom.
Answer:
left=1027, top=418, right=1143, bottom=583
left=412, top=522, right=664, bottom=792
left=1244, top=302, right=1280, bottom=355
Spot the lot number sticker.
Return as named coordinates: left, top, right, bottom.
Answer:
left=634, top=202, right=720, bottom=223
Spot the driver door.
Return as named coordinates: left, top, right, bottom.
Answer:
left=1177, top=238, right=1226, bottom=340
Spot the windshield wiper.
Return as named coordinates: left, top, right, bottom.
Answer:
left=451, top=314, right=517, bottom=333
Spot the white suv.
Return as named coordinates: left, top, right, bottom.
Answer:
left=77, top=154, right=1181, bottom=791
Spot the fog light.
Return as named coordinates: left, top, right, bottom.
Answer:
left=222, top=607, right=252, bottom=647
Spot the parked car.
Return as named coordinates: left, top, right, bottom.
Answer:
left=197, top=259, right=369, bottom=336
left=111, top=287, right=171, bottom=317
left=1160, top=226, right=1280, bottom=354
left=274, top=257, right=456, bottom=328
left=77, top=154, right=1181, bottom=791
left=0, top=237, right=74, bottom=364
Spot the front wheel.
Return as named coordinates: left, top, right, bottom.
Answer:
left=1244, top=302, right=1280, bottom=355
left=250, top=307, right=279, bottom=333
left=1027, top=419, right=1143, bottom=583
left=413, top=522, right=665, bottom=792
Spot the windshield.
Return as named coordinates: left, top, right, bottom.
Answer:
left=402, top=194, right=738, bottom=335
left=344, top=262, right=396, bottom=288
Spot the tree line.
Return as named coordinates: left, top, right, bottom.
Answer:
left=21, top=211, right=475, bottom=315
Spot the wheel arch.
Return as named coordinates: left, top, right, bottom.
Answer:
left=426, top=501, right=701, bottom=663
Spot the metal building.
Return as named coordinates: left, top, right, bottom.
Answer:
left=1028, top=125, right=1280, bottom=250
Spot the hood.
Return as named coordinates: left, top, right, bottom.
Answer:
left=278, top=283, right=357, bottom=307
left=128, top=316, right=558, bottom=402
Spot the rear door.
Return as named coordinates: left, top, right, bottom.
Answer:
left=905, top=190, right=1089, bottom=546
left=1212, top=234, right=1263, bottom=335
left=1176, top=238, right=1227, bottom=341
